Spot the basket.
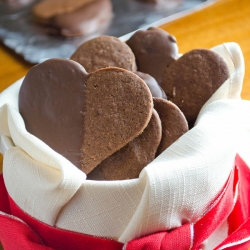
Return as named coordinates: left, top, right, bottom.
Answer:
left=0, top=42, right=250, bottom=250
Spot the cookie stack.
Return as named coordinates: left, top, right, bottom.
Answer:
left=18, top=27, right=230, bottom=180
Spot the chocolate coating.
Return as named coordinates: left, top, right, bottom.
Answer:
left=161, top=49, right=230, bottom=123
left=153, top=98, right=188, bottom=156
left=50, top=0, right=112, bottom=37
left=135, top=71, right=167, bottom=99
left=19, top=58, right=88, bottom=168
left=126, top=27, right=178, bottom=84
left=71, top=35, right=137, bottom=72
left=32, top=0, right=113, bottom=37
left=90, top=109, right=162, bottom=180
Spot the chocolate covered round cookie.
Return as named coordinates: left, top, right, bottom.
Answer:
left=126, top=27, right=178, bottom=85
left=135, top=71, right=167, bottom=99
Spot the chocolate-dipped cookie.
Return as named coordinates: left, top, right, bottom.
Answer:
left=161, top=49, right=230, bottom=123
left=19, top=59, right=153, bottom=174
left=135, top=71, right=167, bottom=99
left=89, top=109, right=162, bottom=180
left=70, top=36, right=137, bottom=72
left=32, top=0, right=112, bottom=37
left=126, top=27, right=178, bottom=84
left=153, top=98, right=188, bottom=156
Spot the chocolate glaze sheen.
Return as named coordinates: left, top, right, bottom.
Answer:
left=19, top=58, right=88, bottom=168
left=127, top=27, right=178, bottom=85
left=50, top=0, right=113, bottom=37
left=135, top=71, right=167, bottom=99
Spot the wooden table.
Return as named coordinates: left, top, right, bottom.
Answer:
left=0, top=0, right=249, bottom=248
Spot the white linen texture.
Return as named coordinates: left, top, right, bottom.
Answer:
left=0, top=42, right=250, bottom=245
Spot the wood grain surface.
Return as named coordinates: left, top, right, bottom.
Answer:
left=0, top=0, right=249, bottom=248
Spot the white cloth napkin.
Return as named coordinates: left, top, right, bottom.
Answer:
left=0, top=42, right=250, bottom=244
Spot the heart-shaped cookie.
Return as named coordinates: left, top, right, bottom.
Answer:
left=161, top=49, right=230, bottom=123
left=88, top=109, right=162, bottom=180
left=126, top=27, right=178, bottom=85
left=70, top=35, right=137, bottom=73
left=19, top=59, right=153, bottom=174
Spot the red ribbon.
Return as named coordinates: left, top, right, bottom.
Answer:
left=124, top=223, right=192, bottom=250
left=126, top=162, right=235, bottom=250
left=0, top=154, right=250, bottom=250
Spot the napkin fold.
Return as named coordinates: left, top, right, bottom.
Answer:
left=0, top=42, right=250, bottom=244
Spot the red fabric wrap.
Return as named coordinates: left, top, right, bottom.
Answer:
left=0, top=154, right=250, bottom=250
left=9, top=196, right=123, bottom=250
left=0, top=174, right=10, bottom=214
left=125, top=223, right=192, bottom=250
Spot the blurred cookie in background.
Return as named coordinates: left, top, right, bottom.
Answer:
left=2, top=0, right=35, bottom=9
left=32, top=0, right=113, bottom=37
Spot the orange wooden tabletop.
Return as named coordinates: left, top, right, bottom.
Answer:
left=0, top=0, right=250, bottom=248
